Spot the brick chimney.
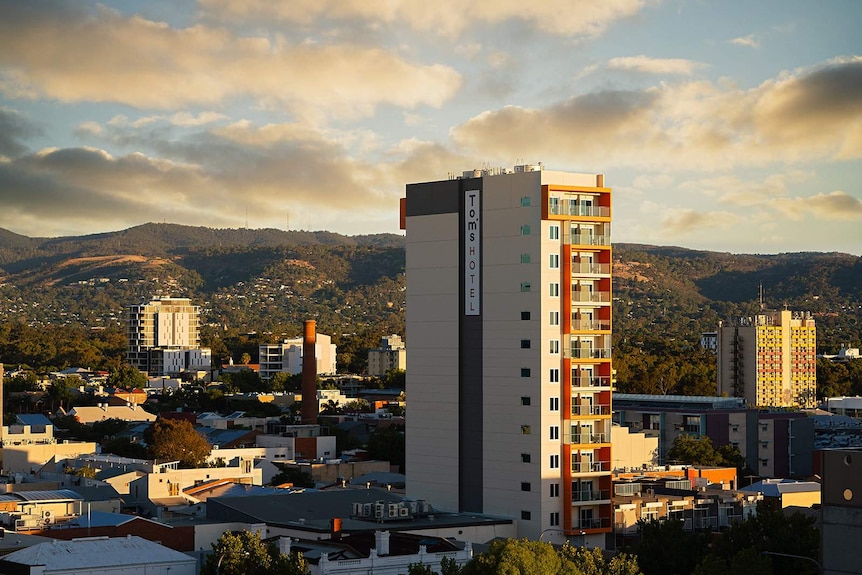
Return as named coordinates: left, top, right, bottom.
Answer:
left=301, top=320, right=318, bottom=424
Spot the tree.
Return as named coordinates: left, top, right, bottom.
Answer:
left=145, top=418, right=211, bottom=468
left=409, top=563, right=437, bottom=575
left=635, top=519, right=710, bottom=575
left=559, top=543, right=642, bottom=575
left=666, top=434, right=744, bottom=470
left=367, top=425, right=405, bottom=472
left=107, top=364, right=148, bottom=389
left=462, top=538, right=578, bottom=575
left=201, top=530, right=308, bottom=575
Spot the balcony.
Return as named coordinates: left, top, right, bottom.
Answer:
left=573, top=489, right=611, bottom=503
left=571, top=262, right=611, bottom=276
left=566, top=346, right=612, bottom=360
left=571, top=290, right=611, bottom=304
left=571, top=319, right=611, bottom=331
left=569, top=433, right=610, bottom=445
left=549, top=204, right=610, bottom=218
left=568, top=233, right=611, bottom=247
left=571, top=460, right=611, bottom=474
left=571, top=404, right=611, bottom=416
left=571, top=375, right=612, bottom=389
left=571, top=517, right=611, bottom=530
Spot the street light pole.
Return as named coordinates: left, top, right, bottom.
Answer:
left=761, top=551, right=822, bottom=574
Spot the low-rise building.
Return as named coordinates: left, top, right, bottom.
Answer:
left=259, top=334, right=337, bottom=380
left=367, top=335, right=407, bottom=377
left=0, top=535, right=197, bottom=574
left=739, top=478, right=821, bottom=509
left=66, top=403, right=157, bottom=425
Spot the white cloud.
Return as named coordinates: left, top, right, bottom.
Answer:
left=608, top=56, right=705, bottom=75
left=729, top=34, right=760, bottom=48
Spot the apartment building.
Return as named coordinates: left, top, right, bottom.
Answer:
left=258, top=335, right=337, bottom=380
left=401, top=165, right=612, bottom=545
left=367, top=335, right=407, bottom=377
left=717, top=310, right=817, bottom=408
left=126, top=297, right=211, bottom=377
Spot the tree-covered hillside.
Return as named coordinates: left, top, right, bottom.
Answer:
left=0, top=225, right=859, bottom=389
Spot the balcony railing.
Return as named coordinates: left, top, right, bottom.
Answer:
left=571, top=262, right=611, bottom=275
left=573, top=489, right=610, bottom=503
left=570, top=432, right=609, bottom=445
left=571, top=404, right=611, bottom=416
left=566, top=346, right=612, bottom=359
left=568, top=233, right=611, bottom=247
left=571, top=291, right=611, bottom=303
left=571, top=376, right=612, bottom=388
left=571, top=319, right=611, bottom=331
left=572, top=517, right=611, bottom=530
left=549, top=204, right=610, bottom=218
left=572, top=460, right=611, bottom=474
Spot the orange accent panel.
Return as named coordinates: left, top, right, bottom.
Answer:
left=399, top=197, right=406, bottom=230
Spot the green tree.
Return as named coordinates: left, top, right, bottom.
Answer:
left=367, top=425, right=405, bottom=472
left=666, top=434, right=743, bottom=469
left=47, top=378, right=76, bottom=412
left=559, top=543, right=642, bottom=575
left=635, top=519, right=710, bottom=575
left=107, top=364, right=148, bottom=389
left=408, top=563, right=437, bottom=575
left=145, top=418, right=211, bottom=468
left=462, top=538, right=578, bottom=575
left=201, top=530, right=308, bottom=575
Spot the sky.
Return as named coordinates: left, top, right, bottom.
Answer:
left=0, top=0, right=861, bottom=255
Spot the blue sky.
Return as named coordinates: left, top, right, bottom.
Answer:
left=1, top=0, right=860, bottom=254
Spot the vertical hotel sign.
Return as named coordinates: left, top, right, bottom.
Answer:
left=465, top=190, right=480, bottom=315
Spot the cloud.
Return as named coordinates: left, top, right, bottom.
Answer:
left=607, top=56, right=705, bottom=75
left=198, top=0, right=646, bottom=38
left=772, top=191, right=862, bottom=221
left=660, top=208, right=740, bottom=236
left=451, top=58, right=862, bottom=170
left=729, top=34, right=759, bottom=48
left=0, top=4, right=461, bottom=119
left=0, top=107, right=37, bottom=158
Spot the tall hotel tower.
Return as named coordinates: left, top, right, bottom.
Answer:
left=401, top=165, right=613, bottom=545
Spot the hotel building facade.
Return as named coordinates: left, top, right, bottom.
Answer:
left=401, top=165, right=612, bottom=545
left=717, top=310, right=817, bottom=408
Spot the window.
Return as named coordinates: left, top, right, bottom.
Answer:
left=521, top=311, right=531, bottom=320
left=549, top=368, right=560, bottom=383
left=520, top=253, right=531, bottom=264
left=521, top=482, right=531, bottom=492
left=549, top=426, right=559, bottom=440
left=521, top=282, right=531, bottom=292
left=550, top=454, right=560, bottom=469
left=521, top=453, right=531, bottom=463
left=549, top=225, right=560, bottom=240
left=760, top=459, right=769, bottom=467
left=549, top=483, right=560, bottom=498
left=521, top=196, right=531, bottom=207
left=521, top=339, right=531, bottom=349
left=549, top=311, right=559, bottom=326
left=549, top=283, right=560, bottom=297
left=521, top=510, right=531, bottom=521
left=549, top=339, right=560, bottom=354
left=521, top=368, right=531, bottom=377
left=521, top=396, right=531, bottom=406
left=521, top=225, right=531, bottom=235
left=684, top=415, right=700, bottom=433
left=522, top=425, right=532, bottom=435
left=168, top=482, right=179, bottom=496
left=549, top=254, right=559, bottom=268
left=549, top=397, right=559, bottom=411
left=550, top=512, right=560, bottom=526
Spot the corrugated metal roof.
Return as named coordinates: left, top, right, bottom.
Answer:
left=14, top=490, right=83, bottom=502
left=1, top=535, right=196, bottom=569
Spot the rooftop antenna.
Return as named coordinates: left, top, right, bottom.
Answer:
left=759, top=284, right=764, bottom=311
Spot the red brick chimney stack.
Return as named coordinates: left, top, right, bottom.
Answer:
left=301, top=320, right=318, bottom=424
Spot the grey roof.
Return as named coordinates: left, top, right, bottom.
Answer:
left=0, top=535, right=195, bottom=570
left=740, top=479, right=821, bottom=497
left=69, top=511, right=166, bottom=528
left=15, top=414, right=52, bottom=427
left=614, top=393, right=746, bottom=410
left=14, top=490, right=83, bottom=502
left=208, top=488, right=513, bottom=532
left=67, top=484, right=122, bottom=502
left=350, top=472, right=406, bottom=486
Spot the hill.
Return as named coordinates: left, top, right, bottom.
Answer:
left=0, top=224, right=858, bottom=380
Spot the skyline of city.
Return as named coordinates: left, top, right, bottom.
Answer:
left=0, top=1, right=860, bottom=254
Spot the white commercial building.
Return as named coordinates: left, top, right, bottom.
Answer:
left=402, top=165, right=613, bottom=546
left=126, top=297, right=211, bottom=377
left=259, top=334, right=337, bottom=380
